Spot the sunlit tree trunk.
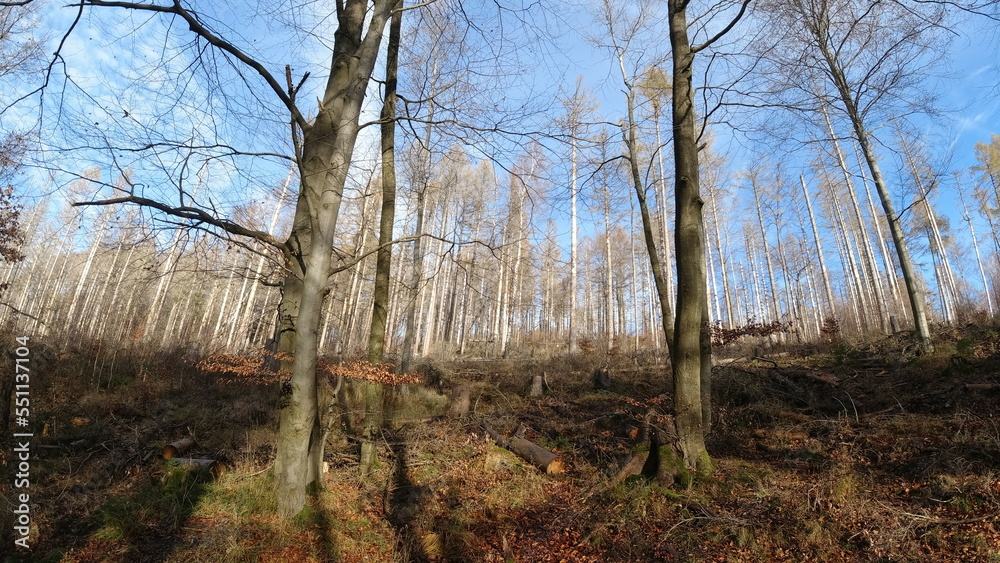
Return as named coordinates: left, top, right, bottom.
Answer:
left=749, top=171, right=781, bottom=322
left=957, top=179, right=994, bottom=315
left=800, top=175, right=836, bottom=319
left=806, top=9, right=933, bottom=351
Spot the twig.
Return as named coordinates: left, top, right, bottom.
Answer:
left=249, top=463, right=273, bottom=477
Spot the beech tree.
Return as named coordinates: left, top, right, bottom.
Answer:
left=15, top=0, right=399, bottom=517
left=663, top=0, right=751, bottom=471
left=594, top=0, right=750, bottom=473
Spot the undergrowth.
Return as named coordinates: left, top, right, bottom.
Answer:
left=3, top=325, right=1000, bottom=561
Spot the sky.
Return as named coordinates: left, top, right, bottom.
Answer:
left=6, top=0, right=1000, bottom=308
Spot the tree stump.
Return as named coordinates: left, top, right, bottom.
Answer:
left=529, top=374, right=544, bottom=397
left=448, top=384, right=471, bottom=418
left=593, top=367, right=611, bottom=390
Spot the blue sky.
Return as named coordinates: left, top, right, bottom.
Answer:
left=7, top=0, right=1000, bottom=313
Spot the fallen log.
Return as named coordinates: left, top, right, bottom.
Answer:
left=167, top=457, right=225, bottom=475
left=481, top=424, right=564, bottom=474
left=163, top=437, right=195, bottom=459
left=508, top=437, right=565, bottom=474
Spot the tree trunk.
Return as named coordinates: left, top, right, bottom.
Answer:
left=668, top=0, right=712, bottom=472
left=749, top=171, right=781, bottom=322
left=570, top=126, right=580, bottom=354
left=812, top=20, right=934, bottom=353
left=957, top=181, right=994, bottom=315
left=800, top=175, right=837, bottom=318
left=620, top=63, right=675, bottom=358
left=360, top=1, right=401, bottom=476
left=274, top=0, right=393, bottom=519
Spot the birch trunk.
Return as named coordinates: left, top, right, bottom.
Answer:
left=957, top=181, right=994, bottom=315
left=800, top=175, right=837, bottom=318
left=811, top=18, right=934, bottom=352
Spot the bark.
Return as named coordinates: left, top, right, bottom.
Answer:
left=274, top=0, right=394, bottom=518
left=163, top=437, right=195, bottom=459
left=749, top=172, right=781, bottom=322
left=508, top=436, right=565, bottom=474
left=168, top=458, right=225, bottom=475
left=482, top=424, right=565, bottom=474
left=64, top=209, right=111, bottom=331
left=401, top=178, right=428, bottom=372
left=800, top=175, right=837, bottom=318
left=360, top=0, right=402, bottom=476
left=237, top=168, right=293, bottom=350
left=855, top=143, right=905, bottom=321
left=957, top=181, right=994, bottom=315
left=529, top=374, right=544, bottom=397
left=448, top=383, right=471, bottom=418
left=603, top=185, right=614, bottom=350
left=620, top=63, right=675, bottom=357
left=821, top=104, right=887, bottom=331
left=668, top=0, right=720, bottom=472
left=366, top=9, right=402, bottom=341
left=570, top=129, right=580, bottom=354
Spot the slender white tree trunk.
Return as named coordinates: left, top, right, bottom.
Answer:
left=800, top=175, right=837, bottom=318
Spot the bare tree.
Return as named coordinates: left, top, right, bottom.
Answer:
left=755, top=0, right=952, bottom=351
left=17, top=0, right=399, bottom=517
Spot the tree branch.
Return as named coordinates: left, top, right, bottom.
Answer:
left=691, top=0, right=752, bottom=54
left=0, top=301, right=43, bottom=323
left=72, top=195, right=289, bottom=256
left=83, top=0, right=311, bottom=132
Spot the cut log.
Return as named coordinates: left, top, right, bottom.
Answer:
left=965, top=383, right=999, bottom=391
left=481, top=423, right=564, bottom=474
left=167, top=457, right=224, bottom=475
left=162, top=437, right=195, bottom=459
left=508, top=436, right=565, bottom=474
left=448, top=384, right=471, bottom=418
left=529, top=375, right=544, bottom=397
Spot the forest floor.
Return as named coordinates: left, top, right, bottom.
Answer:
left=3, top=325, right=1000, bottom=562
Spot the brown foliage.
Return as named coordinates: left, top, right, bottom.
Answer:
left=711, top=319, right=792, bottom=346
left=197, top=349, right=290, bottom=385
left=322, top=360, right=421, bottom=386
left=197, top=350, right=421, bottom=387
